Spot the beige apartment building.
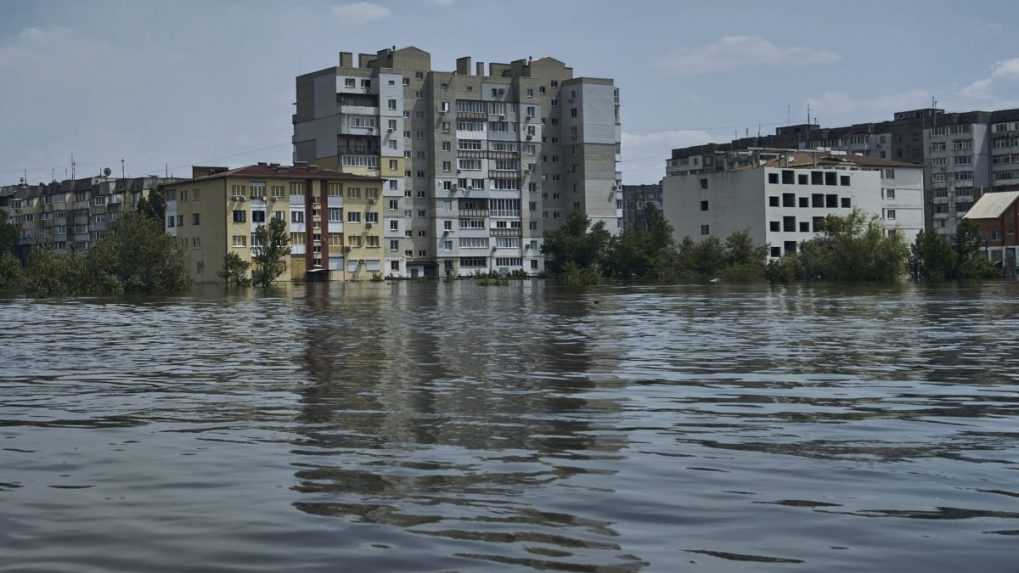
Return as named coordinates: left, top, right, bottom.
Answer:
left=161, top=164, right=384, bottom=283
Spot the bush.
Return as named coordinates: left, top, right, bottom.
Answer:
left=912, top=221, right=997, bottom=281
left=218, top=252, right=251, bottom=287
left=0, top=253, right=23, bottom=292
left=23, top=249, right=89, bottom=297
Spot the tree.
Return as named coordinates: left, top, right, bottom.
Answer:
left=136, top=190, right=166, bottom=226
left=218, top=252, right=251, bottom=287
left=605, top=205, right=675, bottom=280
left=794, top=210, right=908, bottom=282
left=87, top=211, right=190, bottom=295
left=912, top=220, right=996, bottom=281
left=23, top=249, right=89, bottom=297
left=0, top=211, right=17, bottom=256
left=251, top=218, right=291, bottom=288
left=0, top=253, right=22, bottom=291
left=541, top=211, right=610, bottom=276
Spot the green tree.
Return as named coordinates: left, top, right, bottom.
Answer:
left=251, top=218, right=291, bottom=288
left=912, top=220, right=996, bottom=281
left=218, top=252, right=251, bottom=287
left=605, top=206, right=675, bottom=280
left=541, top=210, right=610, bottom=276
left=23, top=249, right=89, bottom=297
left=794, top=209, right=908, bottom=282
left=136, top=190, right=166, bottom=226
left=0, top=211, right=17, bottom=256
left=87, top=211, right=190, bottom=294
left=0, top=253, right=22, bottom=291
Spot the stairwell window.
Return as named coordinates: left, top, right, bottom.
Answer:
left=700, top=224, right=710, bottom=236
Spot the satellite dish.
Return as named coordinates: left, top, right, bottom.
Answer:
left=103, top=167, right=112, bottom=177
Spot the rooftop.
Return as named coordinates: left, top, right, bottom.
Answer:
left=163, top=163, right=382, bottom=186
left=963, top=191, right=1019, bottom=220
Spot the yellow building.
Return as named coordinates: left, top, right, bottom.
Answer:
left=162, top=164, right=384, bottom=283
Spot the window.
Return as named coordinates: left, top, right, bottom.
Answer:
left=442, top=161, right=452, bottom=172
left=798, top=197, right=808, bottom=208
left=700, top=224, right=710, bottom=236
left=700, top=200, right=709, bottom=211
left=811, top=194, right=824, bottom=208
left=770, top=246, right=781, bottom=257
left=825, top=194, right=838, bottom=208
left=292, top=211, right=304, bottom=223
left=192, top=213, right=200, bottom=225
left=233, top=210, right=246, bottom=223
left=365, top=212, right=379, bottom=224
left=273, top=211, right=285, bottom=222
left=824, top=172, right=837, bottom=186
left=344, top=78, right=355, bottom=88
left=885, top=189, right=896, bottom=200
left=770, top=221, right=780, bottom=232
left=768, top=173, right=779, bottom=184
left=839, top=175, right=850, bottom=186
left=387, top=99, right=397, bottom=110
left=885, top=209, right=896, bottom=220
left=177, top=215, right=183, bottom=227
left=366, top=236, right=379, bottom=248
left=799, top=222, right=809, bottom=232
left=798, top=173, right=808, bottom=185
left=783, top=216, right=796, bottom=232
left=443, top=220, right=452, bottom=230
left=782, top=193, right=796, bottom=208
left=327, top=208, right=341, bottom=222
left=232, top=235, right=246, bottom=247
left=841, top=197, right=851, bottom=208
left=167, top=216, right=175, bottom=228
left=811, top=171, right=823, bottom=185
left=699, top=178, right=709, bottom=189
left=784, top=241, right=797, bottom=255
left=782, top=170, right=795, bottom=184
left=769, top=196, right=780, bottom=207
left=251, top=210, right=265, bottom=223
left=347, top=211, right=361, bottom=223
left=813, top=217, right=825, bottom=232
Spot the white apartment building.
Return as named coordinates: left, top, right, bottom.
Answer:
left=662, top=149, right=925, bottom=257
left=293, top=47, right=621, bottom=278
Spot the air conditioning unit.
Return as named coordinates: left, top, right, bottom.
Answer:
left=231, top=195, right=245, bottom=202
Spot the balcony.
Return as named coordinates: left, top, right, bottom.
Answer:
left=458, top=209, right=489, bottom=218
left=490, top=228, right=522, bottom=237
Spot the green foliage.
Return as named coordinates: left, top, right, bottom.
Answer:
left=218, top=252, right=251, bottom=287
left=87, top=211, right=190, bottom=294
left=787, top=209, right=908, bottom=283
left=765, top=255, right=802, bottom=284
left=251, top=218, right=291, bottom=288
left=912, top=220, right=997, bottom=281
left=136, top=190, right=166, bottom=226
left=0, top=253, right=23, bottom=291
left=541, top=211, right=611, bottom=275
left=561, top=260, right=602, bottom=287
left=0, top=211, right=17, bottom=256
left=604, top=206, right=675, bottom=280
left=23, top=249, right=89, bottom=297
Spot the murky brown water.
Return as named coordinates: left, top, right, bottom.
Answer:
left=1, top=282, right=1018, bottom=572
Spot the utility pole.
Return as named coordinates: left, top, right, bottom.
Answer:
left=121, top=158, right=125, bottom=179
left=71, top=153, right=76, bottom=181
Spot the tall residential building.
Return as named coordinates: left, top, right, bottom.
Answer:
left=662, top=149, right=925, bottom=258
left=666, top=107, right=1019, bottom=238
left=621, top=184, right=662, bottom=232
left=161, top=164, right=384, bottom=283
left=293, top=46, right=621, bottom=278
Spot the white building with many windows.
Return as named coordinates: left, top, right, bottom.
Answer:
left=662, top=149, right=925, bottom=257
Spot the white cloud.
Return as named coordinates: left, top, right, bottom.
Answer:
left=961, top=57, right=1019, bottom=99
left=621, top=130, right=713, bottom=184
left=805, top=89, right=932, bottom=121
left=332, top=2, right=391, bottom=25
left=658, top=36, right=840, bottom=75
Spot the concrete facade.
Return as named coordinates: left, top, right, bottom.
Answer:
left=293, top=47, right=621, bottom=278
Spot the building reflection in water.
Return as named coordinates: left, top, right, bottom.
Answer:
left=289, top=281, right=641, bottom=571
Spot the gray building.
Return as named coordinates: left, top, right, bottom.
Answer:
left=293, top=46, right=621, bottom=278
left=666, top=107, right=1019, bottom=237
left=621, top=184, right=662, bottom=232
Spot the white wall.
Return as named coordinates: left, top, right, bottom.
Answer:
left=662, top=168, right=767, bottom=246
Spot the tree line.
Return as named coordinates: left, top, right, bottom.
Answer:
left=541, top=205, right=998, bottom=285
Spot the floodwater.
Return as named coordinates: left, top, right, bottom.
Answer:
left=1, top=282, right=1018, bottom=572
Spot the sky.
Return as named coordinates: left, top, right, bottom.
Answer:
left=2, top=0, right=1018, bottom=186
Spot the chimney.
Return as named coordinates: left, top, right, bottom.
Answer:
left=476, top=61, right=484, bottom=77
left=339, top=51, right=353, bottom=68
left=456, top=56, right=472, bottom=76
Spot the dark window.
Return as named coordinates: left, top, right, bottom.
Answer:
left=825, top=194, right=838, bottom=208
left=769, top=196, right=779, bottom=207
left=840, top=175, right=851, bottom=186
left=770, top=221, right=780, bottom=232
left=841, top=197, right=851, bottom=208
left=812, top=194, right=824, bottom=208
left=798, top=173, right=808, bottom=185
left=700, top=200, right=709, bottom=211
left=811, top=171, right=823, bottom=185
left=825, top=172, right=837, bottom=186
left=782, top=170, right=795, bottom=184
left=232, top=210, right=246, bottom=223
left=799, top=222, right=810, bottom=232
left=768, top=173, right=779, bottom=184
left=700, top=224, right=710, bottom=236
left=252, top=210, right=266, bottom=223
left=784, top=241, right=798, bottom=255
left=798, top=197, right=808, bottom=208
left=782, top=193, right=796, bottom=207
left=770, top=246, right=781, bottom=258
left=192, top=213, right=200, bottom=226
left=813, top=217, right=826, bottom=232
left=699, top=178, right=709, bottom=190
left=783, top=216, right=796, bottom=232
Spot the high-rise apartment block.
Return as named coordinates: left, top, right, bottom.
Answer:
left=666, top=107, right=1019, bottom=238
left=293, top=46, right=621, bottom=278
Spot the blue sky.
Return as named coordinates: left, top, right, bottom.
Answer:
left=1, top=0, right=1017, bottom=185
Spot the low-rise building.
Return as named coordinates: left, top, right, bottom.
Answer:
left=160, top=163, right=384, bottom=283
left=662, top=148, right=925, bottom=257
left=962, top=190, right=1019, bottom=274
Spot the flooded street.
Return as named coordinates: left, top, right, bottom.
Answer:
left=1, top=282, right=1018, bottom=572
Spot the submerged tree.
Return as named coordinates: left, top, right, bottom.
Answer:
left=0, top=211, right=17, bottom=256
left=541, top=210, right=611, bottom=277
left=911, top=220, right=996, bottom=281
left=218, top=252, right=252, bottom=287
left=790, top=209, right=908, bottom=282
left=251, top=218, right=291, bottom=288
left=87, top=211, right=190, bottom=294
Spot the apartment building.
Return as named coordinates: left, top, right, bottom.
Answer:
left=667, top=107, right=1019, bottom=238
left=293, top=46, right=621, bottom=278
left=662, top=149, right=925, bottom=257
left=3, top=175, right=177, bottom=259
left=160, top=164, right=383, bottom=283
left=621, top=184, right=662, bottom=232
